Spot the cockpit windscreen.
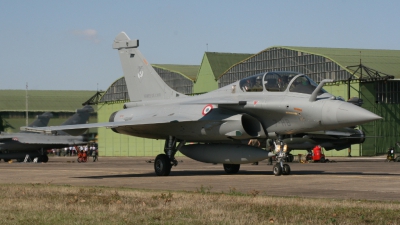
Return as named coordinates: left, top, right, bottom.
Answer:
left=263, top=72, right=299, bottom=92
left=289, top=75, right=326, bottom=95
left=239, top=71, right=326, bottom=95
left=239, top=74, right=264, bottom=92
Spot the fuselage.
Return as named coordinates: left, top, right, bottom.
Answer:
left=0, top=133, right=86, bottom=158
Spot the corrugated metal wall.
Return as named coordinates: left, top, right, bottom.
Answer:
left=360, top=81, right=400, bottom=156
left=220, top=48, right=349, bottom=87
left=100, top=78, right=129, bottom=103
left=153, top=68, right=193, bottom=94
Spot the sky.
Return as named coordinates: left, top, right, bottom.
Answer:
left=1, top=0, right=400, bottom=91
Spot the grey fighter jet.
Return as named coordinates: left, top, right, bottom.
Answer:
left=22, top=32, right=381, bottom=175
left=1, top=105, right=94, bottom=162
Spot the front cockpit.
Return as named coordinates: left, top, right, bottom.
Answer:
left=239, top=71, right=326, bottom=95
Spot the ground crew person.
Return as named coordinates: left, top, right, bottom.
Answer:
left=248, top=139, right=261, bottom=165
left=93, top=148, right=98, bottom=162
left=266, top=139, right=274, bottom=165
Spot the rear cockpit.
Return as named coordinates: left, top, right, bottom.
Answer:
left=239, top=71, right=327, bottom=95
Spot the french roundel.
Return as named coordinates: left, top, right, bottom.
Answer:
left=202, top=104, right=213, bottom=116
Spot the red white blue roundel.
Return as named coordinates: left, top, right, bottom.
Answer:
left=202, top=104, right=213, bottom=116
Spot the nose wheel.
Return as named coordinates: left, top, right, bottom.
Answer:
left=272, top=163, right=291, bottom=176
left=272, top=164, right=282, bottom=176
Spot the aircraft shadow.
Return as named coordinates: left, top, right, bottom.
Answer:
left=73, top=170, right=269, bottom=179
left=73, top=170, right=400, bottom=179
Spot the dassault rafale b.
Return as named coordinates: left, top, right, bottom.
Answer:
left=2, top=105, right=94, bottom=162
left=22, top=32, right=381, bottom=175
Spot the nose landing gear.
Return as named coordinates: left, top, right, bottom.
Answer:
left=272, top=141, right=291, bottom=176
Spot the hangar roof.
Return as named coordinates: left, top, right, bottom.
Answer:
left=152, top=64, right=200, bottom=81
left=277, top=46, right=400, bottom=78
left=0, top=90, right=96, bottom=112
left=205, top=52, right=254, bottom=80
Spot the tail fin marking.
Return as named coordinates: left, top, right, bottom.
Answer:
left=113, top=32, right=184, bottom=102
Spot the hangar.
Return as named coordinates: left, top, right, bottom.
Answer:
left=0, top=90, right=97, bottom=133
left=193, top=52, right=253, bottom=93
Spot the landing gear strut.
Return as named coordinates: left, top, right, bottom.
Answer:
left=154, top=136, right=185, bottom=176
left=272, top=140, right=291, bottom=176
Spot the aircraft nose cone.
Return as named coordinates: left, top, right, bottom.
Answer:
left=336, top=102, right=382, bottom=126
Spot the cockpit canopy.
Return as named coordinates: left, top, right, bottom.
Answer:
left=239, top=71, right=326, bottom=95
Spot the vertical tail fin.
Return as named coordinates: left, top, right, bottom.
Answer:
left=28, top=112, right=53, bottom=127
left=113, top=32, right=185, bottom=102
left=61, top=105, right=94, bottom=126
left=56, top=105, right=94, bottom=135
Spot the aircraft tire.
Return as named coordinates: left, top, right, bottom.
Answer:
left=223, top=164, right=240, bottom=174
left=41, top=155, right=49, bottom=163
left=3, top=159, right=11, bottom=162
left=273, top=164, right=282, bottom=176
left=282, top=164, right=291, bottom=175
left=154, top=154, right=172, bottom=176
left=16, top=158, right=24, bottom=162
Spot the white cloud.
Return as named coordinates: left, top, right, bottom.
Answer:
left=72, top=29, right=100, bottom=43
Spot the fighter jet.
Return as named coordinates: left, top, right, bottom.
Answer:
left=22, top=32, right=381, bottom=175
left=1, top=105, right=94, bottom=162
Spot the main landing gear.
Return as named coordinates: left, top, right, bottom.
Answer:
left=223, top=164, right=240, bottom=174
left=154, top=136, right=185, bottom=176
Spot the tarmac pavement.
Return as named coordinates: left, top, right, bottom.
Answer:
left=0, top=155, right=399, bottom=201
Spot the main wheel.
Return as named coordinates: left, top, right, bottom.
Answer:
left=41, top=155, right=49, bottom=163
left=154, top=154, right=172, bottom=176
left=3, top=159, right=11, bottom=162
left=273, top=164, right=282, bottom=176
left=282, top=164, right=291, bottom=175
left=223, top=164, right=240, bottom=174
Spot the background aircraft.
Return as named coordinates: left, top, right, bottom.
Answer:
left=22, top=112, right=53, bottom=130
left=22, top=32, right=381, bottom=175
left=1, top=105, right=94, bottom=162
left=281, top=127, right=364, bottom=151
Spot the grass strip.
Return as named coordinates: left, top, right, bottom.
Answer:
left=0, top=183, right=399, bottom=225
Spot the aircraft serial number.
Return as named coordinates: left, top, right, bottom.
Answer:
left=144, top=93, right=161, bottom=98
